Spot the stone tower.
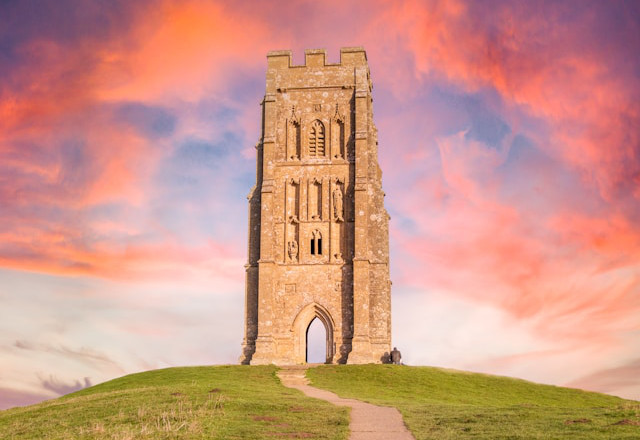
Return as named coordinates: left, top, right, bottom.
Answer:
left=241, top=47, right=391, bottom=365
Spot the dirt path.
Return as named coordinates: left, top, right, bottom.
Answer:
left=277, top=366, right=415, bottom=440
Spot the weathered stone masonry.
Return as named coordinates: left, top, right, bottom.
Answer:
left=240, top=47, right=391, bottom=365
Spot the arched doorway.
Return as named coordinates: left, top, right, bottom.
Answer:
left=292, top=303, right=335, bottom=364
left=306, top=317, right=327, bottom=363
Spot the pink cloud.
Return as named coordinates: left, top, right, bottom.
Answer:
left=398, top=0, right=640, bottom=200
left=566, top=358, right=640, bottom=400
left=376, top=1, right=639, bottom=357
left=0, top=0, right=278, bottom=280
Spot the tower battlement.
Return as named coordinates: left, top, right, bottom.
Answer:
left=265, top=47, right=372, bottom=97
left=267, top=47, right=368, bottom=69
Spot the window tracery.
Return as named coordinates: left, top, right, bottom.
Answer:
left=310, top=230, right=323, bottom=255
left=308, top=120, right=325, bottom=156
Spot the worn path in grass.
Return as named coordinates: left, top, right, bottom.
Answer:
left=278, top=366, right=415, bottom=440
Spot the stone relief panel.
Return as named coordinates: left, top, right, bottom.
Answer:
left=308, top=177, right=322, bottom=220
left=287, top=240, right=299, bottom=262
left=286, top=178, right=300, bottom=263
left=287, top=178, right=300, bottom=224
left=332, top=179, right=344, bottom=222
left=332, top=103, right=346, bottom=160
left=331, top=222, right=343, bottom=263
left=287, top=106, right=301, bottom=160
left=331, top=178, right=345, bottom=263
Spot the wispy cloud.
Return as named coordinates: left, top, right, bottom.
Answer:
left=0, top=387, right=52, bottom=410
left=14, top=340, right=119, bottom=368
left=566, top=358, right=640, bottom=400
left=38, top=374, right=92, bottom=396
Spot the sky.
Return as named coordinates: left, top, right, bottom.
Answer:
left=1, top=0, right=639, bottom=409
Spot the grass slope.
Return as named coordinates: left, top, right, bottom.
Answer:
left=0, top=366, right=349, bottom=440
left=2, top=365, right=638, bottom=439
left=307, top=364, right=640, bottom=439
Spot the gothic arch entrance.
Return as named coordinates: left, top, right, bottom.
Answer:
left=306, top=318, right=327, bottom=363
left=292, top=303, right=335, bottom=364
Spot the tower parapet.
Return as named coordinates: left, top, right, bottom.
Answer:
left=266, top=47, right=368, bottom=68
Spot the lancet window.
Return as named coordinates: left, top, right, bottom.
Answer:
left=310, top=230, right=323, bottom=255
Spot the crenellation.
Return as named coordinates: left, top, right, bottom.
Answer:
left=304, top=49, right=327, bottom=67
left=267, top=47, right=368, bottom=70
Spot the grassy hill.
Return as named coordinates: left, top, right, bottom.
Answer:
left=0, top=366, right=348, bottom=439
left=0, top=365, right=637, bottom=439
left=308, top=365, right=640, bottom=439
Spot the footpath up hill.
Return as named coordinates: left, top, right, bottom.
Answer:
left=0, top=364, right=638, bottom=439
left=308, top=365, right=640, bottom=439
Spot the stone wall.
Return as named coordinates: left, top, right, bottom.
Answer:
left=240, top=47, right=391, bottom=365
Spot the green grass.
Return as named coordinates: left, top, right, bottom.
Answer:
left=307, top=364, right=640, bottom=439
left=0, top=366, right=349, bottom=440
left=2, top=364, right=638, bottom=439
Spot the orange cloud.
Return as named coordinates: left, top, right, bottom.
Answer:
left=0, top=225, right=242, bottom=281
left=97, top=0, right=279, bottom=102
left=380, top=1, right=640, bottom=351
left=0, top=0, right=280, bottom=279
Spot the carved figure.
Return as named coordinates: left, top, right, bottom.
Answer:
left=390, top=347, right=402, bottom=365
left=333, top=187, right=344, bottom=221
left=287, top=240, right=299, bottom=261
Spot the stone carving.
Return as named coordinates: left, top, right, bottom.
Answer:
left=333, top=103, right=345, bottom=123
left=333, top=186, right=344, bottom=222
left=288, top=106, right=301, bottom=160
left=289, top=105, right=301, bottom=125
left=275, top=290, right=285, bottom=313
left=310, top=177, right=322, bottom=220
left=287, top=178, right=300, bottom=223
left=287, top=240, right=299, bottom=262
left=333, top=104, right=346, bottom=159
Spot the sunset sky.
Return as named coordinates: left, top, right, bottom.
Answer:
left=1, top=0, right=639, bottom=409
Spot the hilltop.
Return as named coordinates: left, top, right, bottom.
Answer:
left=309, top=365, right=640, bottom=439
left=0, top=365, right=638, bottom=439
